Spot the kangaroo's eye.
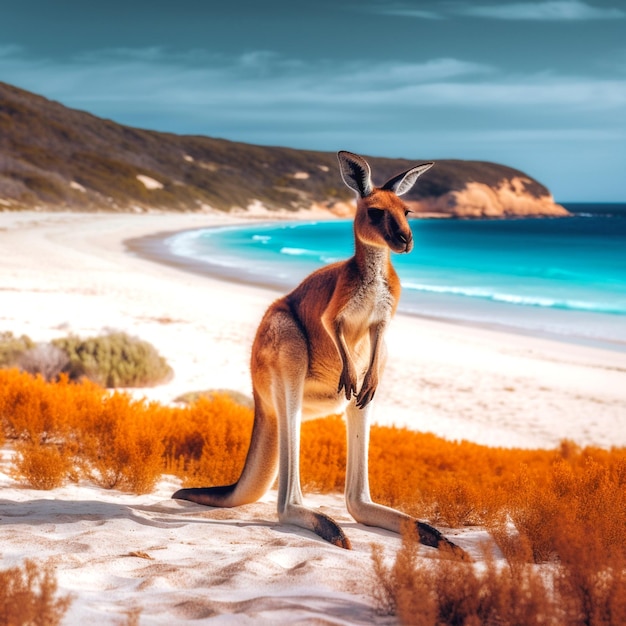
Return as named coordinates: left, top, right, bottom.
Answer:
left=368, top=208, right=385, bottom=224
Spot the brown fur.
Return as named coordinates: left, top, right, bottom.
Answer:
left=173, top=151, right=467, bottom=558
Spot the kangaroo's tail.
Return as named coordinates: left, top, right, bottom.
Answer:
left=172, top=399, right=278, bottom=507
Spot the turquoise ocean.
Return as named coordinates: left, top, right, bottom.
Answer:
left=166, top=204, right=626, bottom=351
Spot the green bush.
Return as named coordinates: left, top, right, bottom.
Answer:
left=0, top=331, right=34, bottom=367
left=52, top=332, right=172, bottom=388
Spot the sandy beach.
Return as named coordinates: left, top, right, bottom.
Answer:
left=2, top=210, right=624, bottom=448
left=1, top=209, right=625, bottom=624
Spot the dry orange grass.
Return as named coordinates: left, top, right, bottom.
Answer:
left=0, top=369, right=255, bottom=493
left=1, top=368, right=625, bottom=624
left=373, top=522, right=626, bottom=625
left=12, top=442, right=73, bottom=490
left=0, top=558, right=72, bottom=626
left=162, top=395, right=254, bottom=488
left=372, top=526, right=559, bottom=625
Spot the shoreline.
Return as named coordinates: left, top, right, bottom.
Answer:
left=127, top=222, right=626, bottom=355
left=1, top=210, right=625, bottom=449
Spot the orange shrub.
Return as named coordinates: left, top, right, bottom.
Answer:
left=12, top=441, right=73, bottom=490
left=164, top=395, right=254, bottom=487
left=372, top=527, right=558, bottom=625
left=501, top=455, right=626, bottom=564
left=0, top=368, right=105, bottom=443
left=0, top=558, right=72, bottom=625
left=301, top=415, right=346, bottom=492
left=0, top=370, right=255, bottom=494
left=554, top=526, right=626, bottom=625
left=77, top=393, right=167, bottom=493
left=374, top=522, right=626, bottom=626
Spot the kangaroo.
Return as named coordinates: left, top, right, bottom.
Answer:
left=173, top=151, right=465, bottom=558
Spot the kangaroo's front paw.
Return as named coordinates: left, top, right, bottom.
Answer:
left=356, top=374, right=378, bottom=408
left=337, top=364, right=357, bottom=400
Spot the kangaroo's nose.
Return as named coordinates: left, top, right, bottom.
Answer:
left=399, top=232, right=413, bottom=252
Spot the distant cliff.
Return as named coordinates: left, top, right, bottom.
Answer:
left=0, top=81, right=567, bottom=218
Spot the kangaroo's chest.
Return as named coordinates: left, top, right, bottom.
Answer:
left=342, top=273, right=394, bottom=337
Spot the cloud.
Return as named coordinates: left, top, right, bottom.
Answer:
left=370, top=1, right=626, bottom=21
left=458, top=0, right=626, bottom=21
left=399, top=76, right=626, bottom=109
left=427, top=128, right=626, bottom=141
left=368, top=5, right=443, bottom=19
left=322, top=58, right=495, bottom=93
left=2, top=45, right=621, bottom=108
left=0, top=46, right=493, bottom=107
left=0, top=45, right=624, bottom=165
left=0, top=44, right=23, bottom=57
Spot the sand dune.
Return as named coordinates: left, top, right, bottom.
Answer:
left=1, top=210, right=625, bottom=623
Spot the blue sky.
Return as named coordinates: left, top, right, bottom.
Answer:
left=1, top=0, right=625, bottom=201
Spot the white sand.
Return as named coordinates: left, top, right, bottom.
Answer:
left=1, top=210, right=625, bottom=623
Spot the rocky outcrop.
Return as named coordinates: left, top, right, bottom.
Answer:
left=406, top=177, right=568, bottom=218
left=318, top=177, right=568, bottom=219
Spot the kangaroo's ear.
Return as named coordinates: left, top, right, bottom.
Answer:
left=381, top=162, right=434, bottom=196
left=337, top=151, right=373, bottom=197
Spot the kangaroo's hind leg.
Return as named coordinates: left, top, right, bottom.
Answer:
left=255, top=307, right=351, bottom=549
left=344, top=399, right=469, bottom=559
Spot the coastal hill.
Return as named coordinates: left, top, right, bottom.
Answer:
left=0, top=81, right=567, bottom=218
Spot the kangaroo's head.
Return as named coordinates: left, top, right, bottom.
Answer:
left=337, top=151, right=433, bottom=254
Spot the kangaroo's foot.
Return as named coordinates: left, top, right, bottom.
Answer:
left=279, top=503, right=352, bottom=550
left=347, top=499, right=469, bottom=560
left=171, top=485, right=238, bottom=507
left=414, top=519, right=470, bottom=561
